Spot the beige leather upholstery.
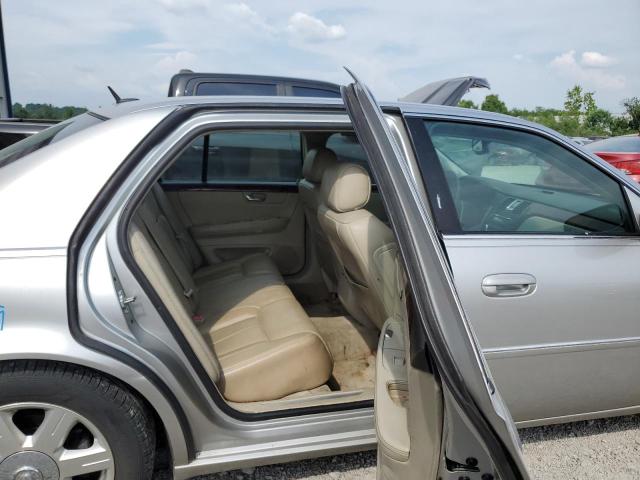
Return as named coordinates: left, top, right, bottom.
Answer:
left=318, top=163, right=398, bottom=330
left=321, top=163, right=371, bottom=213
left=129, top=219, right=221, bottom=381
left=298, top=148, right=339, bottom=290
left=130, top=185, right=333, bottom=403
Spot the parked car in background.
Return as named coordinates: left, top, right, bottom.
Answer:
left=585, top=134, right=640, bottom=182
left=168, top=70, right=342, bottom=98
left=0, top=118, right=54, bottom=148
left=570, top=136, right=597, bottom=146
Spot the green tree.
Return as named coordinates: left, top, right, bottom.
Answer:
left=564, top=85, right=584, bottom=116
left=583, top=91, right=598, bottom=118
left=458, top=99, right=478, bottom=109
left=610, top=116, right=633, bottom=136
left=481, top=94, right=508, bottom=114
left=11, top=102, right=87, bottom=120
left=622, top=97, right=640, bottom=133
left=585, top=108, right=613, bottom=133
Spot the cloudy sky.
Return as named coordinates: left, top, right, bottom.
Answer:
left=3, top=0, right=638, bottom=112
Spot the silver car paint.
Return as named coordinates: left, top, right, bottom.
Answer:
left=0, top=108, right=172, bottom=250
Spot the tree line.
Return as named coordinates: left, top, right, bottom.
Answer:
left=12, top=102, right=87, bottom=120
left=459, top=86, right=640, bottom=138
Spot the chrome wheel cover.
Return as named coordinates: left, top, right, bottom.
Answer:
left=0, top=402, right=114, bottom=480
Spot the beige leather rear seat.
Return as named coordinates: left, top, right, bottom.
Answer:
left=130, top=185, right=333, bottom=403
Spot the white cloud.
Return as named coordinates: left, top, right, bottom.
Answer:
left=155, top=51, right=198, bottom=73
left=550, top=50, right=577, bottom=68
left=550, top=50, right=625, bottom=89
left=224, top=3, right=275, bottom=33
left=286, top=12, right=346, bottom=41
left=581, top=51, right=616, bottom=68
left=513, top=53, right=525, bottom=61
left=157, top=0, right=210, bottom=14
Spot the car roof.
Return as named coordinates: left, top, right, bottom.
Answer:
left=92, top=94, right=549, bottom=132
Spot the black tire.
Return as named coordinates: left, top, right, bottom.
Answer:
left=0, top=360, right=156, bottom=480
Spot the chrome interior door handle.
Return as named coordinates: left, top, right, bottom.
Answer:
left=482, top=273, right=537, bottom=298
left=243, top=192, right=266, bottom=202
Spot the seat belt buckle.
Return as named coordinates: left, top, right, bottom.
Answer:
left=183, top=288, right=194, bottom=299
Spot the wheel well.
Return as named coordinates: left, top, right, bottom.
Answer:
left=0, top=359, right=172, bottom=469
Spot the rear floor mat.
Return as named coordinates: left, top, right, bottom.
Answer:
left=310, top=314, right=379, bottom=391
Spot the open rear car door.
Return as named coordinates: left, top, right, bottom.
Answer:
left=341, top=70, right=530, bottom=480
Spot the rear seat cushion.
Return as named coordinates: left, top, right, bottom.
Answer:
left=200, top=285, right=333, bottom=402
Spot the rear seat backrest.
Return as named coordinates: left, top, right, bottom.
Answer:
left=138, top=193, right=200, bottom=307
left=151, top=184, right=204, bottom=272
left=129, top=218, right=222, bottom=380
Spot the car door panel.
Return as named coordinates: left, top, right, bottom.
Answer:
left=165, top=189, right=305, bottom=275
left=448, top=235, right=640, bottom=423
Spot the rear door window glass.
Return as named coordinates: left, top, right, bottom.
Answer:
left=163, top=130, right=302, bottom=185
left=325, top=132, right=372, bottom=176
left=206, top=131, right=301, bottom=183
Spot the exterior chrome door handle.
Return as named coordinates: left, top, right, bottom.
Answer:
left=243, top=192, right=266, bottom=202
left=481, top=273, right=537, bottom=298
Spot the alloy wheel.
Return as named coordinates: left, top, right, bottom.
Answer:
left=0, top=402, right=114, bottom=480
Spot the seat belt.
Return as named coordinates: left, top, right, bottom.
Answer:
left=152, top=184, right=204, bottom=271
left=138, top=206, right=198, bottom=306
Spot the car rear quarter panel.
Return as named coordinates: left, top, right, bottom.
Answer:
left=0, top=106, right=192, bottom=465
left=0, top=107, right=174, bottom=250
left=0, top=248, right=191, bottom=466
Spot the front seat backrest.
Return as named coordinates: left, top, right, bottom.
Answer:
left=298, top=148, right=339, bottom=291
left=317, top=163, right=397, bottom=330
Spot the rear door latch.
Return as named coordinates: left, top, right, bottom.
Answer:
left=117, top=289, right=136, bottom=311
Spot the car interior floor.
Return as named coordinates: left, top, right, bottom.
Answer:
left=305, top=300, right=378, bottom=392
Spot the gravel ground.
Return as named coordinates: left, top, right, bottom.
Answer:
left=155, top=415, right=640, bottom=479
left=520, top=415, right=640, bottom=479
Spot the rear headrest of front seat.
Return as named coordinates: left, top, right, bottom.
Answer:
left=321, top=163, right=371, bottom=213
left=302, top=148, right=337, bottom=183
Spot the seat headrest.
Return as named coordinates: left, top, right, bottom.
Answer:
left=302, top=148, right=337, bottom=183
left=321, top=163, right=371, bottom=213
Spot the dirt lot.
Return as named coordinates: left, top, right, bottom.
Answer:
left=154, top=415, right=640, bottom=480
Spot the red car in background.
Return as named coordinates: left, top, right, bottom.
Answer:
left=585, top=134, right=640, bottom=182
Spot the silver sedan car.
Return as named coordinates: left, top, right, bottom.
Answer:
left=2, top=73, right=635, bottom=479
